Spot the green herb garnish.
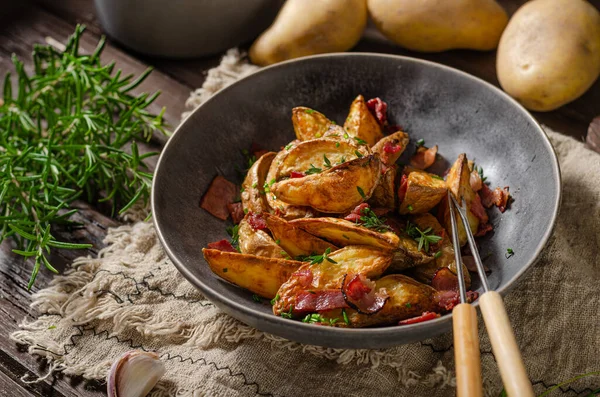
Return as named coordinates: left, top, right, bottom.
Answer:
left=0, top=26, right=169, bottom=288
left=281, top=305, right=294, bottom=319
left=407, top=205, right=414, bottom=211
left=305, top=164, right=322, bottom=175
left=357, top=186, right=366, bottom=199
left=226, top=224, right=240, bottom=251
left=285, top=143, right=294, bottom=150
left=305, top=109, right=315, bottom=114
left=405, top=222, right=442, bottom=252
left=343, top=133, right=349, bottom=139
left=302, top=247, right=337, bottom=265
left=223, top=268, right=228, bottom=273
left=431, top=174, right=444, bottom=180
left=252, top=294, right=261, bottom=302
left=505, top=248, right=514, bottom=259
left=323, top=154, right=332, bottom=168
left=353, top=136, right=367, bottom=145
left=359, top=207, right=392, bottom=233
left=263, top=178, right=276, bottom=193
left=477, top=165, right=488, bottom=182
left=355, top=150, right=364, bottom=158
left=416, top=139, right=425, bottom=147
left=434, top=251, right=443, bottom=259
left=405, top=303, right=412, bottom=308
left=337, top=156, right=346, bottom=165
left=342, top=308, right=350, bottom=325
left=335, top=142, right=340, bottom=148
left=270, top=294, right=280, bottom=305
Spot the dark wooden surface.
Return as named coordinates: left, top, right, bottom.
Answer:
left=0, top=1, right=597, bottom=395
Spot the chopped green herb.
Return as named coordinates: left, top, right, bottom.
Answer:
left=270, top=294, right=280, bottom=305
left=405, top=222, right=442, bottom=252
left=243, top=208, right=249, bottom=214
left=355, top=150, right=364, bottom=158
left=331, top=120, right=337, bottom=125
left=251, top=182, right=258, bottom=188
left=337, top=156, right=346, bottom=165
left=281, top=305, right=294, bottom=319
left=323, top=154, right=332, bottom=168
left=275, top=239, right=281, bottom=245
left=240, top=187, right=245, bottom=193
left=434, top=250, right=443, bottom=259
left=431, top=174, right=444, bottom=181
left=416, top=139, right=425, bottom=147
left=315, top=132, right=322, bottom=138
left=302, top=313, right=325, bottom=323
left=343, top=132, right=349, bottom=139
left=353, top=136, right=368, bottom=145
left=335, top=142, right=340, bottom=148
left=263, top=178, right=276, bottom=193
left=342, top=234, right=350, bottom=240
left=252, top=294, right=261, bottom=302
left=357, top=186, right=366, bottom=199
left=359, top=207, right=393, bottom=233
left=285, top=143, right=294, bottom=150
left=305, top=109, right=315, bottom=114
left=280, top=251, right=290, bottom=258
left=48, top=325, right=56, bottom=330
left=505, top=248, right=514, bottom=259
left=477, top=165, right=488, bottom=182
left=405, top=303, right=412, bottom=308
left=305, top=164, right=322, bottom=175
left=301, top=247, right=337, bottom=265
left=223, top=268, right=228, bottom=273
left=342, top=308, right=350, bottom=325
left=407, top=205, right=414, bottom=211
left=226, top=224, right=240, bottom=251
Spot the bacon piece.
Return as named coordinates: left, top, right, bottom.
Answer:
left=470, top=194, right=489, bottom=224
left=290, top=171, right=306, bottom=178
left=410, top=145, right=438, bottom=170
left=206, top=239, right=237, bottom=253
left=431, top=268, right=459, bottom=292
left=200, top=176, right=239, bottom=220
left=398, top=174, right=408, bottom=203
left=383, top=140, right=402, bottom=154
left=398, top=311, right=440, bottom=325
left=475, top=222, right=493, bottom=237
left=292, top=268, right=314, bottom=288
left=227, top=202, right=245, bottom=224
left=480, top=184, right=495, bottom=208
left=294, top=290, right=348, bottom=313
left=247, top=212, right=267, bottom=231
left=341, top=274, right=389, bottom=315
left=496, top=187, right=510, bottom=212
left=480, top=185, right=510, bottom=212
left=470, top=169, right=483, bottom=192
left=366, top=97, right=388, bottom=126
left=434, top=290, right=479, bottom=312
left=344, top=203, right=370, bottom=223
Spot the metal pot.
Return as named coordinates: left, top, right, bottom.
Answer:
left=94, top=0, right=283, bottom=58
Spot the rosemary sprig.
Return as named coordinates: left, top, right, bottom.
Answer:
left=0, top=25, right=168, bottom=288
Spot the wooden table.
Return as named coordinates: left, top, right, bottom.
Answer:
left=0, top=1, right=598, bottom=395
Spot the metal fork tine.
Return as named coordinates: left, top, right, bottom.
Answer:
left=449, top=194, right=490, bottom=293
left=447, top=191, right=468, bottom=303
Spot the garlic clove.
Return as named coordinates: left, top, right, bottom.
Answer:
left=107, top=351, right=166, bottom=397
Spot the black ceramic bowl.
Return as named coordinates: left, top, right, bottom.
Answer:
left=152, top=53, right=560, bottom=349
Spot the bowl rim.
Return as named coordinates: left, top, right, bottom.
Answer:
left=151, top=52, right=562, bottom=343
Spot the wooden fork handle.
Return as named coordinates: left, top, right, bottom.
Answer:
left=479, top=291, right=535, bottom=397
left=453, top=303, right=483, bottom=397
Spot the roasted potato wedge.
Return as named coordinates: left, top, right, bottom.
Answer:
left=406, top=213, right=471, bottom=289
left=238, top=216, right=287, bottom=258
left=241, top=152, right=276, bottom=214
left=390, top=230, right=434, bottom=271
left=275, top=138, right=367, bottom=179
left=271, top=154, right=382, bottom=213
left=438, top=154, right=479, bottom=246
left=371, top=130, right=410, bottom=165
left=264, top=213, right=337, bottom=257
left=265, top=149, right=316, bottom=219
left=292, top=107, right=334, bottom=141
left=320, top=274, right=438, bottom=327
left=368, top=165, right=396, bottom=208
left=203, top=249, right=302, bottom=298
left=273, top=245, right=393, bottom=315
left=290, top=217, right=399, bottom=250
left=343, top=95, right=384, bottom=146
left=398, top=168, right=447, bottom=214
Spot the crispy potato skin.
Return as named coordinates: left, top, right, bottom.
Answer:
left=292, top=107, right=333, bottom=141
left=264, top=213, right=337, bottom=257
left=343, top=95, right=384, bottom=146
left=238, top=216, right=287, bottom=259
left=390, top=231, right=434, bottom=271
left=271, top=155, right=382, bottom=213
left=275, top=138, right=364, bottom=178
left=273, top=245, right=392, bottom=315
left=438, top=154, right=479, bottom=246
left=406, top=213, right=471, bottom=289
left=290, top=217, right=399, bottom=250
left=203, top=249, right=302, bottom=298
left=265, top=149, right=316, bottom=219
left=371, top=131, right=410, bottom=165
left=368, top=165, right=396, bottom=208
left=241, top=152, right=276, bottom=214
left=398, top=169, right=447, bottom=214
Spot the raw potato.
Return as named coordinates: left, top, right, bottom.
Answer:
left=343, top=95, right=384, bottom=146
left=275, top=138, right=366, bottom=179
left=368, top=0, right=508, bottom=52
left=241, top=152, right=276, bottom=214
left=372, top=131, right=410, bottom=166
left=406, top=213, right=471, bottom=289
left=290, top=217, right=399, bottom=250
left=249, top=0, right=368, bottom=66
left=273, top=245, right=393, bottom=315
left=398, top=169, right=447, bottom=214
left=368, top=165, right=396, bottom=208
left=438, top=154, right=479, bottom=247
left=271, top=155, right=382, bottom=213
left=265, top=149, right=316, bottom=219
left=264, top=213, right=337, bottom=257
left=238, top=216, right=287, bottom=259
left=202, top=249, right=302, bottom=298
left=320, top=275, right=438, bottom=327
left=497, top=0, right=600, bottom=111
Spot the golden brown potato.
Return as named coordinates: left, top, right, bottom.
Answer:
left=406, top=213, right=471, bottom=289
left=368, top=165, right=396, bottom=208
left=241, top=152, right=276, bottom=214
left=271, top=154, right=382, bottom=213
left=203, top=249, right=302, bottom=298
left=390, top=230, right=434, bottom=271
left=264, top=213, right=337, bottom=257
left=265, top=149, right=316, bottom=219
left=238, top=216, right=287, bottom=259
left=371, top=130, right=410, bottom=166
left=275, top=138, right=367, bottom=179
left=292, top=107, right=334, bottom=141
left=273, top=245, right=393, bottom=315
left=343, top=95, right=384, bottom=146
left=398, top=169, right=447, bottom=214
left=290, top=217, right=399, bottom=250
left=438, top=154, right=479, bottom=246
left=320, top=275, right=439, bottom=327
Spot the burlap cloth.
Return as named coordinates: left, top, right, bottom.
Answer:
left=11, top=50, right=600, bottom=397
